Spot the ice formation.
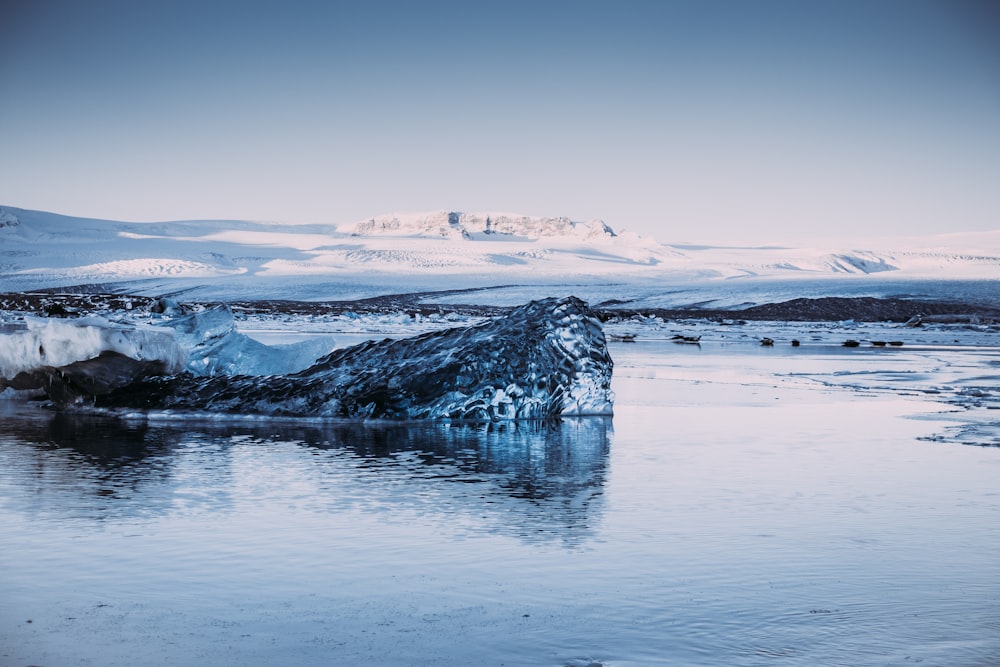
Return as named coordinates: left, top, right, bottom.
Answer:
left=0, top=305, right=335, bottom=398
left=156, top=304, right=336, bottom=377
left=88, top=296, right=615, bottom=420
left=0, top=316, right=188, bottom=380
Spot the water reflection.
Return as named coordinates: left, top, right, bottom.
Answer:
left=306, top=418, right=610, bottom=500
left=304, top=418, right=612, bottom=544
left=42, top=412, right=176, bottom=465
left=0, top=403, right=610, bottom=545
left=0, top=406, right=186, bottom=521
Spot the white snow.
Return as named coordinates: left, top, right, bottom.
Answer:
left=338, top=211, right=620, bottom=242
left=3, top=205, right=998, bottom=302
left=19, top=258, right=250, bottom=280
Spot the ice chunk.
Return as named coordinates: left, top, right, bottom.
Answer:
left=0, top=305, right=336, bottom=400
left=0, top=316, right=187, bottom=379
left=150, top=297, right=184, bottom=316
left=156, top=304, right=336, bottom=377
left=92, top=296, right=615, bottom=420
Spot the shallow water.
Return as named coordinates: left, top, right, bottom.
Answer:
left=1, top=340, right=999, bottom=666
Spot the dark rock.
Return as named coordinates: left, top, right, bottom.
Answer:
left=44, top=303, right=74, bottom=317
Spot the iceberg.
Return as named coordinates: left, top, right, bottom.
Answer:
left=64, top=296, right=614, bottom=420
left=0, top=304, right=335, bottom=399
left=156, top=304, right=336, bottom=377
left=0, top=316, right=188, bottom=381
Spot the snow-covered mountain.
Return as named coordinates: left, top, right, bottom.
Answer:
left=1, top=205, right=998, bottom=303
left=342, top=211, right=618, bottom=241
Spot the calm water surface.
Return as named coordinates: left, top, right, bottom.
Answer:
left=1, top=341, right=999, bottom=666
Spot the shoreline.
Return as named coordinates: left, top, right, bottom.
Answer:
left=2, top=289, right=1000, bottom=324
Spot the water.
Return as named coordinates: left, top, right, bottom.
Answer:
left=1, top=340, right=999, bottom=666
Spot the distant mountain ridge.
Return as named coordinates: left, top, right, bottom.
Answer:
left=343, top=211, right=618, bottom=241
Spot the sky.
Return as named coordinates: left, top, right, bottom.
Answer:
left=1, top=0, right=998, bottom=243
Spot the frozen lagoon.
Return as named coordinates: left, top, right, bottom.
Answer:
left=1, top=327, right=999, bottom=666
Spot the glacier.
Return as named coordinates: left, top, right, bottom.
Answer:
left=8, top=204, right=1000, bottom=304
left=37, top=296, right=614, bottom=420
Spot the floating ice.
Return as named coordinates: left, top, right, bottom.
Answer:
left=91, top=296, right=615, bottom=420
left=0, top=304, right=336, bottom=399
left=156, top=304, right=336, bottom=377
left=0, top=316, right=187, bottom=380
left=0, top=316, right=187, bottom=399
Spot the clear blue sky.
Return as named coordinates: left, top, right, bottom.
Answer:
left=1, top=0, right=997, bottom=242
